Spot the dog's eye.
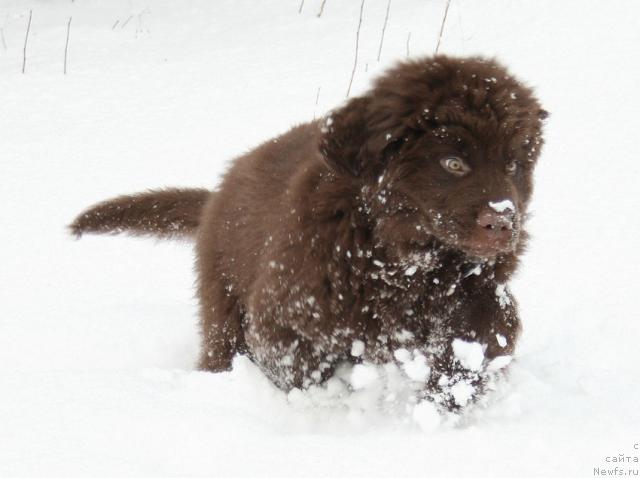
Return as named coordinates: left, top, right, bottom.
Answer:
left=506, top=161, right=518, bottom=174
left=440, top=156, right=470, bottom=176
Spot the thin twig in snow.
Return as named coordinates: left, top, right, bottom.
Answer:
left=112, top=19, right=120, bottom=30
left=346, top=0, right=365, bottom=98
left=313, top=86, right=321, bottom=119
left=317, top=0, right=327, bottom=17
left=121, top=15, right=133, bottom=29
left=435, top=0, right=451, bottom=54
left=298, top=0, right=305, bottom=14
left=22, top=10, right=32, bottom=74
left=406, top=32, right=411, bottom=58
left=64, top=17, right=71, bottom=75
left=376, top=0, right=391, bottom=62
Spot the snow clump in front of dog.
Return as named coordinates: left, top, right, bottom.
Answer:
left=285, top=344, right=512, bottom=431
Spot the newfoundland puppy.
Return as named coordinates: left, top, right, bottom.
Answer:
left=71, top=55, right=547, bottom=411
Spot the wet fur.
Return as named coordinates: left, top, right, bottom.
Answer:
left=71, top=55, right=546, bottom=410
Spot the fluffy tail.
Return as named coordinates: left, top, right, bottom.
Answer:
left=69, top=188, right=210, bottom=239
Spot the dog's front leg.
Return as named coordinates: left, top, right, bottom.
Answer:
left=243, top=317, right=342, bottom=391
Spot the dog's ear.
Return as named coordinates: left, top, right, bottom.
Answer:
left=319, top=96, right=371, bottom=177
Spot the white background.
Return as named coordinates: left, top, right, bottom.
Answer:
left=1, top=1, right=639, bottom=476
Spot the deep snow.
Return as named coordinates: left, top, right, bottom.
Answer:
left=1, top=1, right=639, bottom=477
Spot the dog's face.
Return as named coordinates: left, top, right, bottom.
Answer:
left=320, top=56, right=547, bottom=262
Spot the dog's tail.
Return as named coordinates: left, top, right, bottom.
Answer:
left=69, top=188, right=210, bottom=240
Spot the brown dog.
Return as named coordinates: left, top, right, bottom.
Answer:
left=71, top=55, right=547, bottom=410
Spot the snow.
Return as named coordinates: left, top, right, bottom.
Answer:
left=350, top=339, right=365, bottom=357
left=489, top=199, right=516, bottom=213
left=463, top=263, right=483, bottom=277
left=495, top=333, right=508, bottom=348
left=349, top=363, right=379, bottom=390
left=404, top=264, right=418, bottom=276
left=394, top=348, right=430, bottom=382
left=487, top=355, right=513, bottom=372
left=495, top=283, right=512, bottom=309
left=1, top=0, right=640, bottom=477
left=412, top=400, right=442, bottom=433
left=452, top=339, right=485, bottom=372
left=450, top=380, right=476, bottom=407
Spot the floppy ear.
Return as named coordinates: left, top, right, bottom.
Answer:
left=319, top=96, right=371, bottom=177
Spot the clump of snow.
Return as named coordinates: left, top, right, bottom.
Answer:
left=350, top=363, right=379, bottom=389
left=450, top=380, right=476, bottom=407
left=463, top=263, right=483, bottom=278
left=394, top=348, right=430, bottom=382
left=350, top=340, right=365, bottom=357
left=452, top=339, right=485, bottom=371
left=488, top=199, right=515, bottom=213
left=393, top=348, right=411, bottom=363
left=496, top=333, right=508, bottom=348
left=404, top=265, right=418, bottom=276
left=495, top=284, right=512, bottom=309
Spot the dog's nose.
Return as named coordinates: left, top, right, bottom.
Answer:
left=475, top=205, right=515, bottom=244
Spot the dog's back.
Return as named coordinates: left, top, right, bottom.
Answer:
left=197, top=122, right=326, bottom=289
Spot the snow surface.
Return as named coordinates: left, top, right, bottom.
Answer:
left=1, top=1, right=640, bottom=477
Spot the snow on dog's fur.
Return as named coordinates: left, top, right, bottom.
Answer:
left=71, top=55, right=547, bottom=411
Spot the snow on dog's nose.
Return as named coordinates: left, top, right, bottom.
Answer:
left=469, top=200, right=518, bottom=257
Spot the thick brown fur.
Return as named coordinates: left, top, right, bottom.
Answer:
left=70, top=188, right=210, bottom=239
left=71, top=55, right=547, bottom=411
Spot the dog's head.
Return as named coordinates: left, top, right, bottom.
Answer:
left=320, top=55, right=547, bottom=262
